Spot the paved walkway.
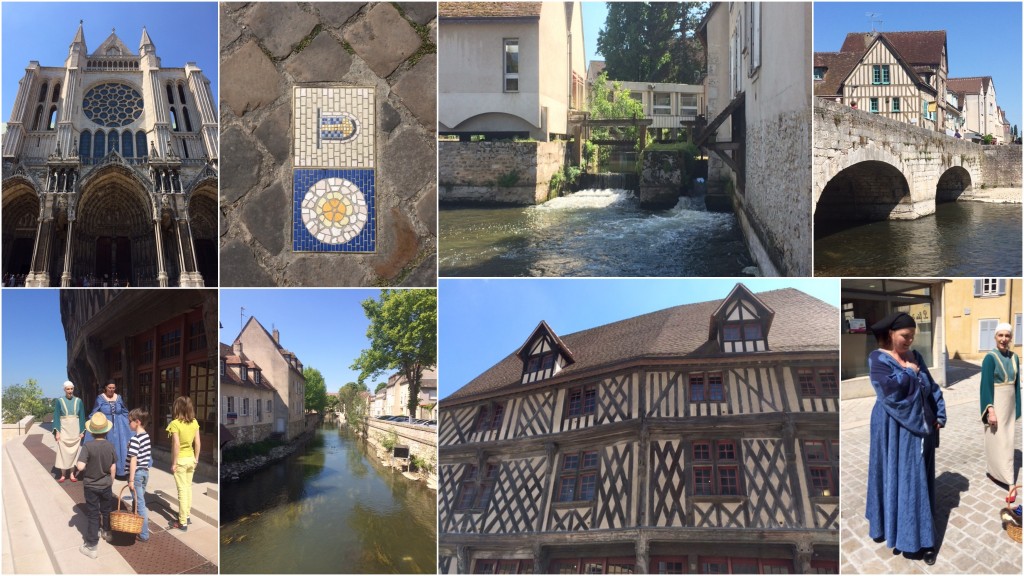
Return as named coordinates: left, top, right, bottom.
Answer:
left=2, top=425, right=218, bottom=574
left=841, top=366, right=1022, bottom=574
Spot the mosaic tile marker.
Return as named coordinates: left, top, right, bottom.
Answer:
left=292, top=85, right=376, bottom=253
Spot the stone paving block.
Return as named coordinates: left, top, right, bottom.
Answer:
left=220, top=4, right=243, bottom=46
left=253, top=104, right=291, bottom=165
left=343, top=3, right=422, bottom=77
left=381, top=128, right=435, bottom=200
left=416, top=188, right=437, bottom=236
left=283, top=33, right=353, bottom=83
left=244, top=182, right=288, bottom=256
left=221, top=126, right=261, bottom=203
left=398, top=256, right=437, bottom=287
left=397, top=2, right=436, bottom=25
left=318, top=2, right=364, bottom=28
left=392, top=54, right=436, bottom=128
left=284, top=256, right=371, bottom=287
left=371, top=206, right=419, bottom=279
left=242, top=2, right=318, bottom=59
left=221, top=239, right=275, bottom=287
left=380, top=101, right=401, bottom=135
left=221, top=41, right=279, bottom=117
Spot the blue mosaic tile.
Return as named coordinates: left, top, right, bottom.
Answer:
left=292, top=169, right=376, bottom=253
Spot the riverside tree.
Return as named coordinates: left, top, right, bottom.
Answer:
left=351, top=290, right=437, bottom=421
left=338, top=381, right=369, bottom=426
left=597, top=2, right=708, bottom=84
left=303, top=366, right=329, bottom=414
left=1, top=379, right=50, bottom=423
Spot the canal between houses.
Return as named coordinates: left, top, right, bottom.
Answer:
left=814, top=201, right=1022, bottom=276
left=439, top=189, right=752, bottom=277
left=220, top=423, right=437, bottom=574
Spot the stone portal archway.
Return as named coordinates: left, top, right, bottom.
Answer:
left=188, top=183, right=217, bottom=286
left=75, top=167, right=155, bottom=286
left=1, top=180, right=40, bottom=280
left=815, top=160, right=911, bottom=237
left=936, top=166, right=972, bottom=203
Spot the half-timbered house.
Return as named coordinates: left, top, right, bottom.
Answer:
left=439, top=285, right=840, bottom=574
left=815, top=31, right=950, bottom=132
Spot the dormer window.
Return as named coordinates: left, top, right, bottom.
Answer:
left=220, top=359, right=226, bottom=376
left=517, top=321, right=575, bottom=384
left=254, top=370, right=262, bottom=384
left=712, top=284, right=773, bottom=354
left=723, top=321, right=762, bottom=341
left=241, top=366, right=248, bottom=382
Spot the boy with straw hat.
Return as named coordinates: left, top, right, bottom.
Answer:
left=76, top=412, right=117, bottom=559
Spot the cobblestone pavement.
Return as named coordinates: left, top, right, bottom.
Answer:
left=219, top=2, right=436, bottom=287
left=841, top=368, right=1023, bottom=574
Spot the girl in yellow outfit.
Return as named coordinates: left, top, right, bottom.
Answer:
left=166, top=396, right=200, bottom=530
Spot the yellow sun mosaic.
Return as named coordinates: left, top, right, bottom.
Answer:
left=300, top=177, right=368, bottom=244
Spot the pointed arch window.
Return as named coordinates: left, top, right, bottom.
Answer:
left=31, top=105, right=44, bottom=130
left=47, top=106, right=58, bottom=130
left=122, top=131, right=134, bottom=157
left=136, top=131, right=147, bottom=158
left=166, top=83, right=175, bottom=104
left=52, top=83, right=61, bottom=102
left=182, top=106, right=194, bottom=132
left=80, top=131, right=92, bottom=158
left=177, top=84, right=187, bottom=106
left=93, top=131, right=106, bottom=157
left=38, top=82, right=48, bottom=102
left=169, top=108, right=179, bottom=131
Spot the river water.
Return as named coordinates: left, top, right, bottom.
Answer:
left=439, top=189, right=752, bottom=276
left=220, top=423, right=437, bottom=574
left=815, top=202, right=1022, bottom=276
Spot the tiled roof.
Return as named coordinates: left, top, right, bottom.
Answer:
left=840, top=31, right=945, bottom=66
left=219, top=341, right=274, bottom=391
left=947, top=76, right=992, bottom=95
left=813, top=51, right=862, bottom=97
left=439, top=2, right=542, bottom=19
left=445, top=288, right=839, bottom=404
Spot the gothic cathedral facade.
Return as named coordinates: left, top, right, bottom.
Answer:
left=2, top=23, right=218, bottom=287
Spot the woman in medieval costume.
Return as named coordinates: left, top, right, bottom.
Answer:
left=53, top=381, right=87, bottom=482
left=865, top=312, right=946, bottom=565
left=979, top=322, right=1022, bottom=526
left=90, top=380, right=132, bottom=477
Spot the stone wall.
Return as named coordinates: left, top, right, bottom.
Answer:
left=222, top=422, right=274, bottom=450
left=439, top=141, right=567, bottom=205
left=639, top=150, right=685, bottom=209
left=814, top=99, right=1002, bottom=223
left=365, top=418, right=437, bottom=483
left=2, top=416, right=35, bottom=445
left=981, top=145, right=1023, bottom=188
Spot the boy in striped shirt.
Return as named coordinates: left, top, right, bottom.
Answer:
left=127, top=408, right=152, bottom=542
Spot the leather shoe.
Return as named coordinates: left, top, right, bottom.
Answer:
left=923, top=550, right=937, bottom=565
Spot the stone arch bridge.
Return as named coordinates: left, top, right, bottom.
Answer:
left=814, top=99, right=1020, bottom=231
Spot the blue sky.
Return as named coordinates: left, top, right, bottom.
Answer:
left=438, top=279, right=841, bottom=400
left=1, top=290, right=68, bottom=398
left=220, top=289, right=390, bottom=394
left=2, top=2, right=219, bottom=124
left=582, top=1, right=609, bottom=66
left=815, top=2, right=1022, bottom=128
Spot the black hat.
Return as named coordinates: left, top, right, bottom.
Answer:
left=870, top=312, right=916, bottom=335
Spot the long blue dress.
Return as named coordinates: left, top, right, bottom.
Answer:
left=90, top=394, right=131, bottom=477
left=865, top=349, right=947, bottom=554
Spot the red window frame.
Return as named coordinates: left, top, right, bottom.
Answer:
left=476, top=402, right=506, bottom=432
left=692, top=440, right=743, bottom=497
left=697, top=557, right=793, bottom=574
left=797, top=367, right=839, bottom=398
left=565, top=386, right=597, bottom=418
left=650, top=556, right=688, bottom=574
left=803, top=439, right=839, bottom=497
left=690, top=372, right=726, bottom=403
left=556, top=450, right=599, bottom=503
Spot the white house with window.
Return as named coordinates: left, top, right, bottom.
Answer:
left=591, top=74, right=703, bottom=142
left=220, top=341, right=276, bottom=447
left=438, top=1, right=586, bottom=141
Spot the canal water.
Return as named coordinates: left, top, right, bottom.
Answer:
left=221, top=423, right=437, bottom=574
left=815, top=201, right=1022, bottom=276
left=439, top=189, right=752, bottom=277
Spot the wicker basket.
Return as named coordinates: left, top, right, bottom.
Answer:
left=1008, top=522, right=1022, bottom=543
left=109, top=485, right=143, bottom=534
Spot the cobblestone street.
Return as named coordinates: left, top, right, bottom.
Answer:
left=841, top=364, right=1022, bottom=574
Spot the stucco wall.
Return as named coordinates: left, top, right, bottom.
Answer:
left=439, top=141, right=567, bottom=204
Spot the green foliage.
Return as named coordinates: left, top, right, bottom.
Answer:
left=410, top=453, right=433, bottom=474
left=379, top=428, right=399, bottom=453
left=582, top=140, right=598, bottom=169
left=373, top=382, right=387, bottom=394
left=325, top=393, right=340, bottom=413
left=2, top=379, right=49, bottom=424
left=303, top=366, right=328, bottom=414
left=597, top=2, right=708, bottom=84
left=983, top=134, right=995, bottom=145
left=588, top=72, right=648, bottom=168
left=351, top=290, right=437, bottom=421
left=548, top=164, right=584, bottom=200
left=338, top=381, right=369, bottom=427
left=496, top=170, right=521, bottom=187
left=223, top=438, right=285, bottom=463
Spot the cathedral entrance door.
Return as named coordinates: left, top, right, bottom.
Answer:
left=195, top=238, right=216, bottom=286
left=95, top=236, right=133, bottom=286
left=7, top=237, right=34, bottom=275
